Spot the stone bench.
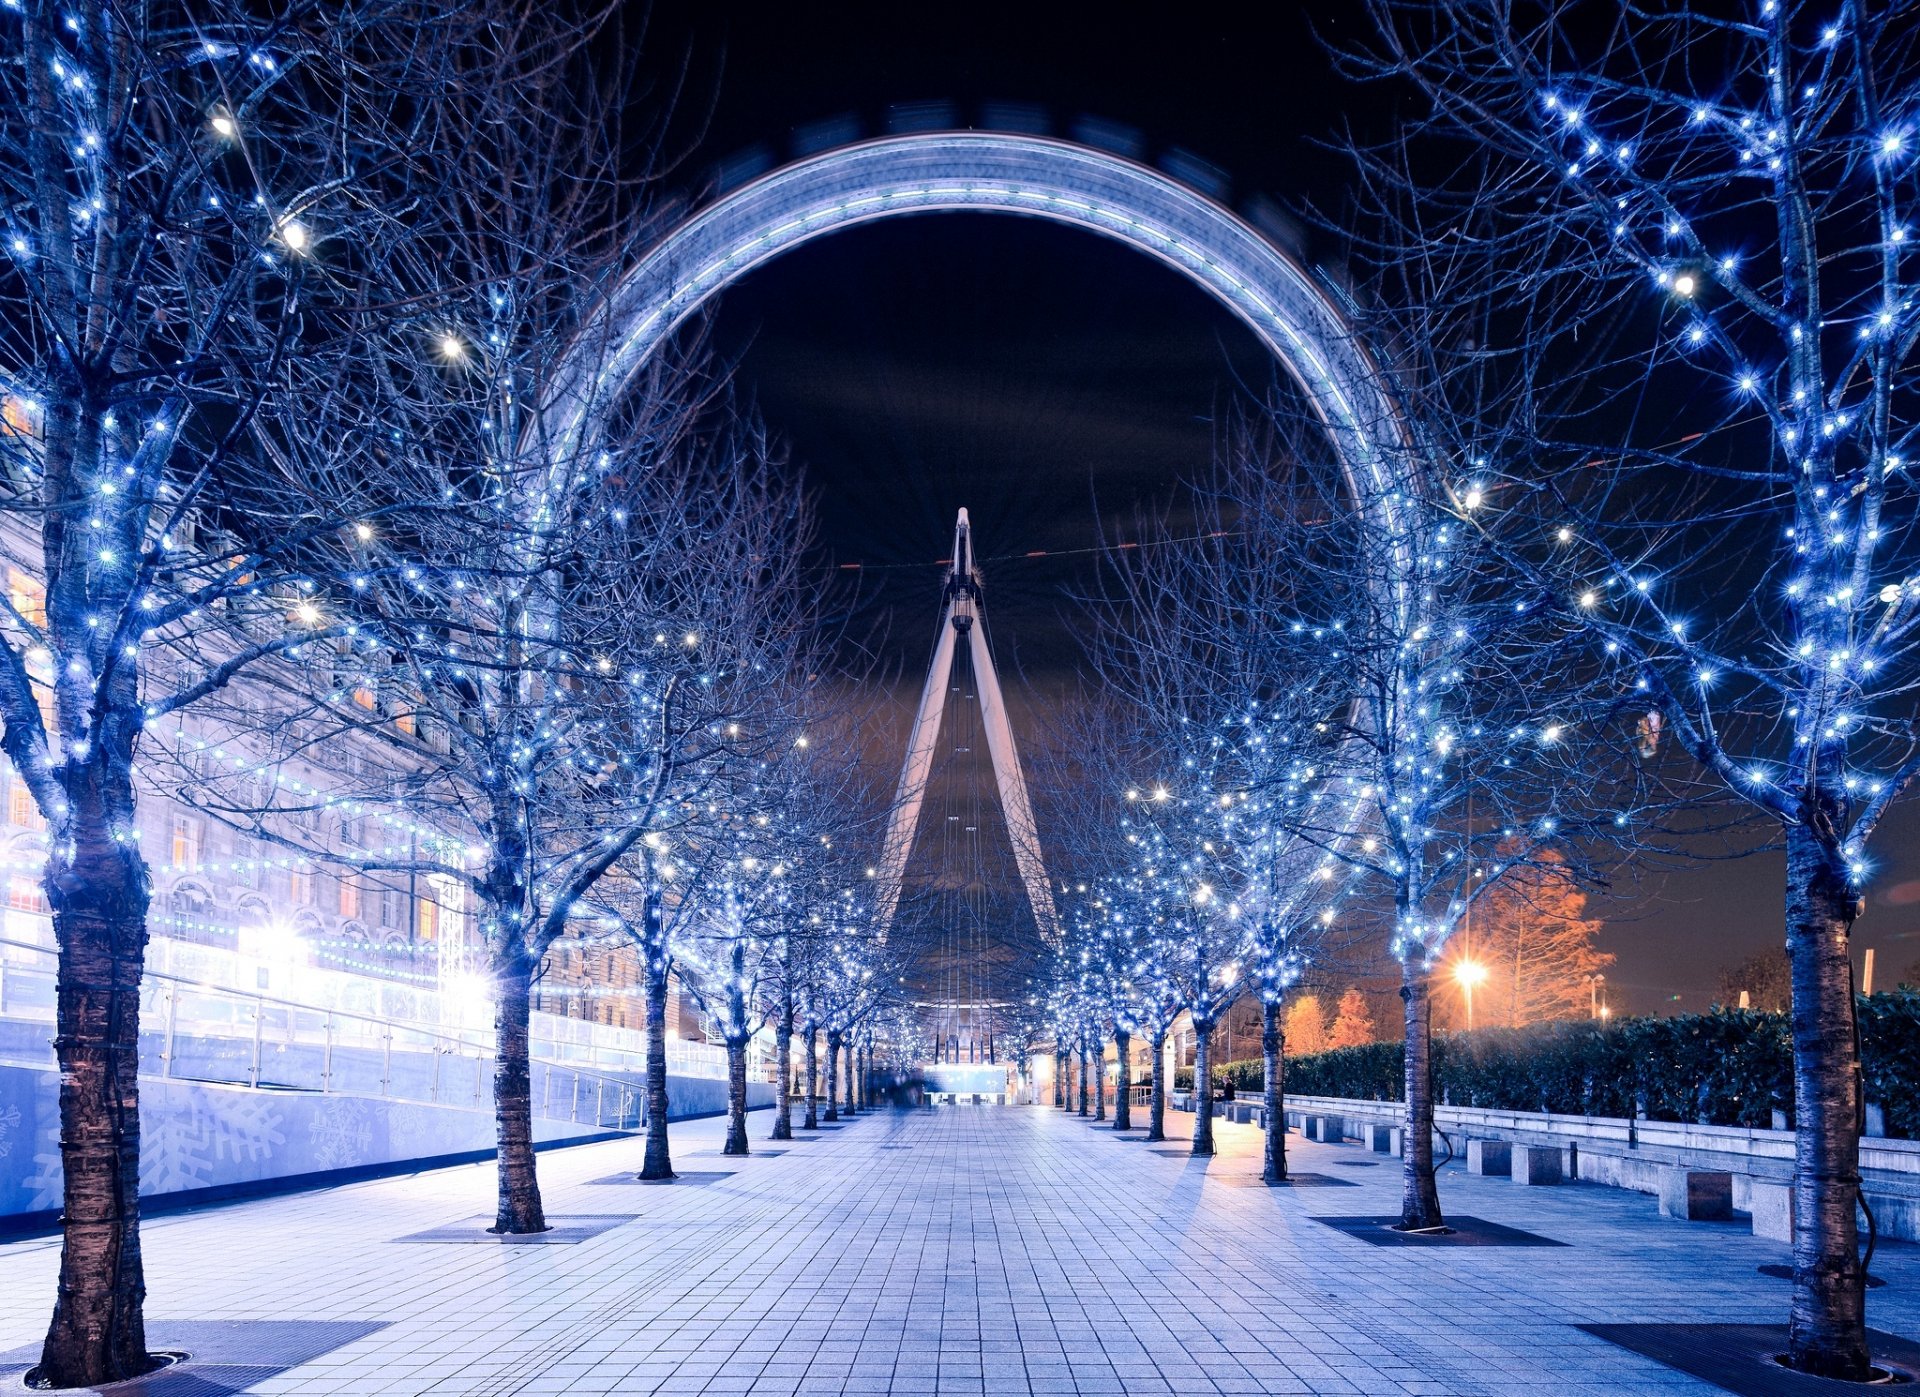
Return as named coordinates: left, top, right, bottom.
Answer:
left=1466, top=1139, right=1512, bottom=1177
left=1659, top=1167, right=1734, bottom=1221
left=1368, top=1123, right=1402, bottom=1156
left=1305, top=1114, right=1346, bottom=1144
left=1748, top=1179, right=1793, bottom=1240
left=1512, top=1142, right=1563, bottom=1186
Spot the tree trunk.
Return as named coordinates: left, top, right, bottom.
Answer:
left=1263, top=999, right=1287, bottom=1184
left=723, top=949, right=750, bottom=1156
left=803, top=1025, right=819, bottom=1129
left=1399, top=957, right=1443, bottom=1228
left=1783, top=824, right=1869, bottom=1379
left=490, top=957, right=548, bottom=1232
left=1094, top=1044, right=1106, bottom=1121
left=772, top=990, right=794, bottom=1141
left=37, top=820, right=153, bottom=1388
left=843, top=1038, right=858, bottom=1116
left=1077, top=1042, right=1089, bottom=1116
left=1112, top=1030, right=1132, bottom=1130
left=1192, top=1016, right=1215, bottom=1155
left=1147, top=1029, right=1167, bottom=1142
left=640, top=920, right=675, bottom=1181
left=825, top=1031, right=841, bottom=1122
left=1053, top=1040, right=1066, bottom=1108
left=724, top=1039, right=750, bottom=1156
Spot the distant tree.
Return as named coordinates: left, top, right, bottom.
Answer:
left=1283, top=995, right=1330, bottom=1056
left=1720, top=951, right=1794, bottom=1015
left=1327, top=988, right=1375, bottom=1048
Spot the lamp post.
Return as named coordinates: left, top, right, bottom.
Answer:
left=1453, top=959, right=1487, bottom=1032
left=1588, top=972, right=1607, bottom=1019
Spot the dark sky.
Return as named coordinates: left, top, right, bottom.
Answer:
left=631, top=0, right=1920, bottom=1014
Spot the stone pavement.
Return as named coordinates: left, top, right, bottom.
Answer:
left=0, top=1104, right=1915, bottom=1395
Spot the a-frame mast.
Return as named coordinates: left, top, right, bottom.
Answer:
left=871, top=509, right=1061, bottom=949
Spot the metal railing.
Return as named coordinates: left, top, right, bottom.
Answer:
left=0, top=935, right=643, bottom=1132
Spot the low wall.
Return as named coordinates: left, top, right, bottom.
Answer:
left=1282, top=1093, right=1920, bottom=1175
left=1279, top=1092, right=1920, bottom=1240
left=0, top=1063, right=770, bottom=1226
left=660, top=1074, right=774, bottom=1120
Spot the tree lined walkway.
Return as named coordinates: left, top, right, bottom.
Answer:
left=0, top=1107, right=1914, bottom=1395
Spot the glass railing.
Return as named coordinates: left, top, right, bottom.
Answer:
left=0, top=936, right=643, bottom=1132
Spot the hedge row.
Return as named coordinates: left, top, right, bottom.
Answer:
left=1182, top=991, right=1920, bottom=1139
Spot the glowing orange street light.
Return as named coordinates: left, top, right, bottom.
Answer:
left=1453, top=958, right=1488, bottom=1031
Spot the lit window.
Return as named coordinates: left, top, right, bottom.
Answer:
left=8, top=777, right=41, bottom=829
left=8, top=569, right=45, bottom=628
left=170, top=815, right=201, bottom=870
left=7, top=876, right=46, bottom=913
left=337, top=877, right=360, bottom=919
left=416, top=895, right=439, bottom=942
left=1, top=395, right=43, bottom=443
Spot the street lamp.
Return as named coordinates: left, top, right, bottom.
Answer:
left=1453, top=958, right=1488, bottom=1031
left=1588, top=972, right=1607, bottom=1019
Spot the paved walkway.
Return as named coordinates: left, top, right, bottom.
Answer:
left=0, top=1105, right=1915, bottom=1395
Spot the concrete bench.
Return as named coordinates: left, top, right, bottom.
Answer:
left=1659, top=1167, right=1734, bottom=1221
left=1368, top=1123, right=1402, bottom=1155
left=1745, top=1179, right=1893, bottom=1242
left=1748, top=1179, right=1792, bottom=1240
left=1466, top=1139, right=1512, bottom=1177
left=1512, top=1143, right=1563, bottom=1186
left=1305, top=1114, right=1346, bottom=1144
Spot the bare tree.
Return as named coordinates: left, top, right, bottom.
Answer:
left=0, top=0, right=548, bottom=1380
left=1085, top=483, right=1358, bottom=1183
left=1221, top=414, right=1628, bottom=1229
left=682, top=709, right=888, bottom=1153
left=1343, top=1, right=1920, bottom=1371
left=169, top=417, right=809, bottom=1216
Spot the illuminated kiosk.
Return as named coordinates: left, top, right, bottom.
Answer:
left=541, top=128, right=1410, bottom=1093
left=927, top=1061, right=1013, bottom=1107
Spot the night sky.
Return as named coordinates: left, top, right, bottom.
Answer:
left=632, top=0, right=1920, bottom=1013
